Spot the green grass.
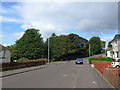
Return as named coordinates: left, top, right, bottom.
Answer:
left=89, top=57, right=113, bottom=64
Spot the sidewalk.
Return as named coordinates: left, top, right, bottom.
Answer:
left=1, top=65, right=47, bottom=78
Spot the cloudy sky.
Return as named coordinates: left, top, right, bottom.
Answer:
left=1, top=1, right=119, bottom=47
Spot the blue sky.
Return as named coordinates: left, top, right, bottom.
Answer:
left=1, top=2, right=118, bottom=47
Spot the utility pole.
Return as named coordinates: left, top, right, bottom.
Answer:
left=48, top=38, right=49, bottom=64
left=89, top=43, right=91, bottom=57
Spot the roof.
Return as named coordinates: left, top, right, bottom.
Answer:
left=0, top=44, right=8, bottom=50
left=112, top=34, right=120, bottom=42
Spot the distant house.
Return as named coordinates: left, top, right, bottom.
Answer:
left=110, top=34, right=120, bottom=59
left=0, top=45, right=11, bottom=63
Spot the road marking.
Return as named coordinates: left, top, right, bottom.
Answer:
left=92, top=81, right=96, bottom=84
left=73, top=86, right=76, bottom=88
left=91, top=64, right=94, bottom=68
left=63, top=74, right=68, bottom=77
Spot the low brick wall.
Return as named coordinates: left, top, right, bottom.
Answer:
left=92, top=60, right=120, bottom=89
left=103, top=67, right=120, bottom=89
left=92, top=61, right=112, bottom=75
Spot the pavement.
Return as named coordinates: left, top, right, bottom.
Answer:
left=1, top=65, right=47, bottom=78
left=2, top=58, right=114, bottom=88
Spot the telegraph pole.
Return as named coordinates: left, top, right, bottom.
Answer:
left=48, top=38, right=49, bottom=64
left=89, top=43, right=91, bottom=57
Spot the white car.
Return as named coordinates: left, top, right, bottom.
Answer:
left=111, top=58, right=120, bottom=67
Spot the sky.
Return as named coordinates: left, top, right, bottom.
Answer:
left=1, top=1, right=119, bottom=47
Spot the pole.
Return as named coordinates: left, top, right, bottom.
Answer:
left=48, top=38, right=49, bottom=64
left=89, top=43, right=91, bottom=57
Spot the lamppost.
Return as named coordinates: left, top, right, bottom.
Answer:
left=48, top=38, right=49, bottom=64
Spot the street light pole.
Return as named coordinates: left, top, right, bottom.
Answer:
left=48, top=38, right=49, bottom=64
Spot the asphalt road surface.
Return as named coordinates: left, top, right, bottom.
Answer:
left=2, top=58, right=113, bottom=88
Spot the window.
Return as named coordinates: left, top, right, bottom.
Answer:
left=0, top=50, right=6, bottom=59
left=116, top=51, right=118, bottom=58
left=118, top=59, right=120, bottom=62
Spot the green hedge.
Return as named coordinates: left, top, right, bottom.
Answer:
left=89, top=57, right=113, bottom=64
left=17, top=58, right=29, bottom=62
left=2, top=59, right=47, bottom=71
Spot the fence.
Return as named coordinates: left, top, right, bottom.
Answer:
left=104, top=67, right=120, bottom=89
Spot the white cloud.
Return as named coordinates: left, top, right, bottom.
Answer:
left=0, top=34, right=5, bottom=38
left=3, top=44, right=8, bottom=47
left=0, top=31, right=6, bottom=40
left=101, top=36, right=114, bottom=42
left=12, top=32, right=24, bottom=40
left=21, top=22, right=64, bottom=40
left=0, top=16, right=17, bottom=22
left=101, top=36, right=114, bottom=48
left=11, top=2, right=118, bottom=39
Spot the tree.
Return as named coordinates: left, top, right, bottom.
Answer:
left=8, top=45, right=19, bottom=60
left=89, top=37, right=102, bottom=55
left=101, top=41, right=106, bottom=49
left=45, top=33, right=89, bottom=60
left=16, top=28, right=44, bottom=59
left=108, top=41, right=112, bottom=48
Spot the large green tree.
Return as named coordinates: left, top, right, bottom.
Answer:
left=16, top=28, right=44, bottom=59
left=89, top=37, right=102, bottom=55
left=45, top=33, right=89, bottom=60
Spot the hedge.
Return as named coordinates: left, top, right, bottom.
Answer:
left=89, top=57, right=113, bottom=64
left=1, top=59, right=47, bottom=71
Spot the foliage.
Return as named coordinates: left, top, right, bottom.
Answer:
left=17, top=58, right=29, bottom=62
left=9, top=28, right=89, bottom=61
left=16, top=28, right=44, bottom=59
left=89, top=57, right=113, bottom=64
left=101, top=41, right=106, bottom=49
left=89, top=37, right=102, bottom=56
left=8, top=45, right=19, bottom=60
left=1, top=60, right=46, bottom=71
left=45, top=33, right=89, bottom=60
left=108, top=41, right=112, bottom=48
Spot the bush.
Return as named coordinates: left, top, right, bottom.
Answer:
left=17, top=58, right=29, bottom=62
left=89, top=57, right=113, bottom=64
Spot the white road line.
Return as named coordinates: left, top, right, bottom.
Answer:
left=63, top=74, right=68, bottom=77
left=92, top=81, right=96, bottom=84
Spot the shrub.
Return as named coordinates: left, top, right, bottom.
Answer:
left=17, top=58, right=29, bottom=62
left=89, top=57, right=113, bottom=64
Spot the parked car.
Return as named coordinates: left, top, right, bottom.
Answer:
left=75, top=58, right=83, bottom=64
left=111, top=58, right=120, bottom=67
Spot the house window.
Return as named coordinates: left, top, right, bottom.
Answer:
left=0, top=50, right=6, bottom=59
left=116, top=51, right=118, bottom=58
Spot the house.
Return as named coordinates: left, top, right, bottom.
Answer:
left=0, top=45, right=11, bottom=63
left=106, top=48, right=112, bottom=58
left=110, top=34, right=120, bottom=59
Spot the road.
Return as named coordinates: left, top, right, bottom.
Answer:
left=2, top=58, right=113, bottom=88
